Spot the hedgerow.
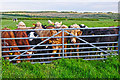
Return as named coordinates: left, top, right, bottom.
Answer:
left=2, top=17, right=99, bottom=21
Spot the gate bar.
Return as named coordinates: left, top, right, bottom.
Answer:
left=0, top=27, right=118, bottom=32
left=83, top=58, right=107, bottom=60
left=1, top=34, right=118, bottom=40
left=2, top=46, right=118, bottom=53
left=62, top=29, right=64, bottom=58
left=8, top=53, right=115, bottom=61
left=2, top=42, right=118, bottom=48
left=3, top=50, right=118, bottom=58
left=65, top=50, right=118, bottom=54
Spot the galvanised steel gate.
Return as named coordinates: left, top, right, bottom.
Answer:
left=1, top=27, right=119, bottom=64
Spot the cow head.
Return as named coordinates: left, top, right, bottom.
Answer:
left=28, top=32, right=38, bottom=41
left=79, top=24, right=88, bottom=28
left=35, top=22, right=42, bottom=28
left=70, top=24, right=82, bottom=43
left=48, top=20, right=54, bottom=25
left=61, top=25, right=68, bottom=28
left=45, top=26, right=59, bottom=43
left=54, top=21, right=62, bottom=28
left=60, top=25, right=70, bottom=35
left=17, top=21, right=26, bottom=28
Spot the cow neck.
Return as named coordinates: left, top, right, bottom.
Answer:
left=16, top=28, right=26, bottom=30
left=35, top=26, right=51, bottom=38
left=2, top=41, right=8, bottom=46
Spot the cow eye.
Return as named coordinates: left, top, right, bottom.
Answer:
left=78, top=31, right=82, bottom=35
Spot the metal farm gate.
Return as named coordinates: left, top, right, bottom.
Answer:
left=1, top=27, right=120, bottom=64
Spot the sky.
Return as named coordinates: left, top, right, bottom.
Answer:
left=0, top=0, right=119, bottom=2
left=0, top=0, right=119, bottom=12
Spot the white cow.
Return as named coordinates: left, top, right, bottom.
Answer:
left=17, top=21, right=26, bottom=28
left=54, top=21, right=62, bottom=28
left=48, top=20, right=54, bottom=25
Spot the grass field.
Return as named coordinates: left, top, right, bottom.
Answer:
left=1, top=19, right=118, bottom=29
left=2, top=55, right=120, bottom=78
left=1, top=19, right=119, bottom=78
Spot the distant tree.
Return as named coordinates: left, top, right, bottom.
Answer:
left=98, top=12, right=103, bottom=13
left=107, top=12, right=113, bottom=14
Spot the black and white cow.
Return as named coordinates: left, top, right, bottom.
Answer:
left=27, top=31, right=40, bottom=45
left=26, top=31, right=44, bottom=51
left=26, top=31, right=50, bottom=54
left=79, top=24, right=88, bottom=28
left=13, top=18, right=18, bottom=22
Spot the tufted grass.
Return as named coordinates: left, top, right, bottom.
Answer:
left=2, top=55, right=120, bottom=78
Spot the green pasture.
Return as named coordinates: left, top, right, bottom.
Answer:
left=1, top=19, right=118, bottom=29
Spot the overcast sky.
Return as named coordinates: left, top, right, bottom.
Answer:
left=0, top=0, right=119, bottom=2
left=0, top=0, right=119, bottom=12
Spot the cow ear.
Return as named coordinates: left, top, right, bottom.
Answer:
left=78, top=31, right=82, bottom=35
left=34, top=32, right=38, bottom=36
left=60, top=21, right=62, bottom=25
left=28, top=33, right=30, bottom=37
left=49, top=40, right=52, bottom=43
left=50, top=30, right=52, bottom=36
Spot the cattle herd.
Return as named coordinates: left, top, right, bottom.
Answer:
left=1, top=20, right=119, bottom=63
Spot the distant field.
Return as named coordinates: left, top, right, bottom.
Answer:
left=1, top=19, right=118, bottom=29
left=2, top=12, right=118, bottom=19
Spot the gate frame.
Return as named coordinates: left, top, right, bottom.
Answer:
left=0, top=27, right=119, bottom=63
left=118, top=26, right=120, bottom=54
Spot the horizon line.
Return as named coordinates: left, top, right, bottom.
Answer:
left=0, top=10, right=118, bottom=13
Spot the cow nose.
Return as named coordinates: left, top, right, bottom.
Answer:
left=56, top=38, right=59, bottom=40
left=29, top=39, right=33, bottom=41
left=73, top=41, right=76, bottom=43
left=71, top=39, right=76, bottom=43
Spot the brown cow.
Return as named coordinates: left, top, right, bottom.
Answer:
left=34, top=22, right=60, bottom=57
left=2, top=27, right=21, bottom=63
left=46, top=24, right=70, bottom=57
left=69, top=24, right=82, bottom=57
left=14, top=29, right=32, bottom=62
left=55, top=25, right=70, bottom=57
left=46, top=26, right=60, bottom=57
left=14, top=21, right=33, bottom=62
left=54, top=22, right=82, bottom=57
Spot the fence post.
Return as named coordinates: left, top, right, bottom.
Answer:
left=62, top=29, right=64, bottom=58
left=118, top=26, right=120, bottom=55
left=0, top=18, right=2, bottom=80
left=0, top=31, right=1, bottom=60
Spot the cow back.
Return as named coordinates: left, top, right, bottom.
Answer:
left=2, top=27, right=20, bottom=50
left=14, top=28, right=30, bottom=50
